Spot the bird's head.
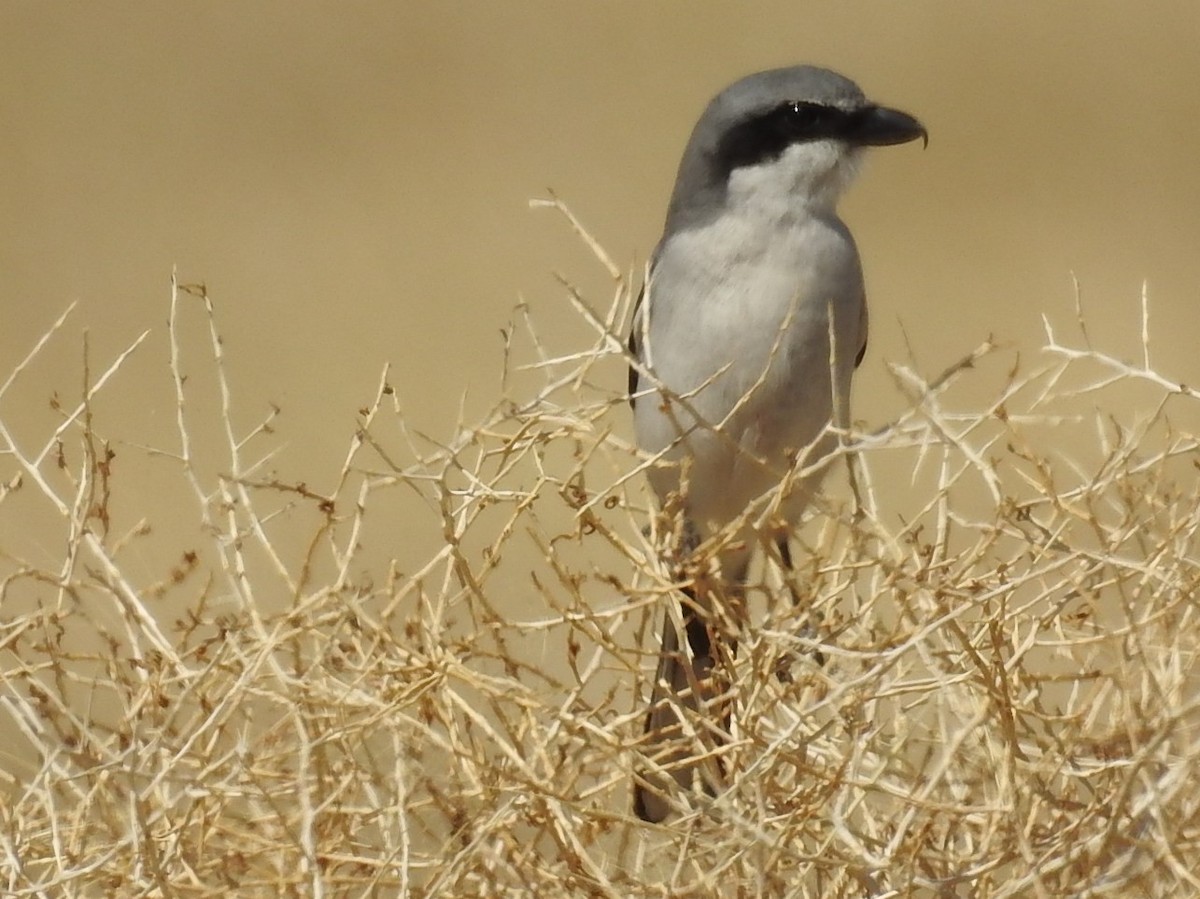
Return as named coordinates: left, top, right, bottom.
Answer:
left=666, top=66, right=926, bottom=228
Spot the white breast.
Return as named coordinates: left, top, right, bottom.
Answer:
left=633, top=208, right=865, bottom=534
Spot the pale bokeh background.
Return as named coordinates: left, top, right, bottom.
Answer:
left=3, top=2, right=1198, bottom=571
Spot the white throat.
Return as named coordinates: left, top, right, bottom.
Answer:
left=725, top=141, right=863, bottom=226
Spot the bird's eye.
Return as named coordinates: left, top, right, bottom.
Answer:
left=786, top=102, right=830, bottom=130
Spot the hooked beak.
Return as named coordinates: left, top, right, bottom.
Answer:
left=845, top=105, right=928, bottom=148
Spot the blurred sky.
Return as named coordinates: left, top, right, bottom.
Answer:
left=3, top=2, right=1199, bottom=570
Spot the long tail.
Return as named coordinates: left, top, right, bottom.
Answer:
left=633, top=592, right=732, bottom=822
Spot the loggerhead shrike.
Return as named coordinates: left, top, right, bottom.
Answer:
left=629, top=65, right=925, bottom=822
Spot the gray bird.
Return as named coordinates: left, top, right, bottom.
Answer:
left=629, top=65, right=925, bottom=822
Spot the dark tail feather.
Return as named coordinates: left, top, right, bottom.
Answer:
left=633, top=538, right=824, bottom=820
left=633, top=592, right=731, bottom=822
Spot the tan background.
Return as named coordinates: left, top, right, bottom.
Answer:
left=2, top=2, right=1198, bottom=568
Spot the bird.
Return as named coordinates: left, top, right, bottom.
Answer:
left=628, top=65, right=926, bottom=822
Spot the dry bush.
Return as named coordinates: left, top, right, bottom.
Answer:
left=1, top=212, right=1198, bottom=897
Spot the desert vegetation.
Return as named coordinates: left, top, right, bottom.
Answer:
left=2, top=218, right=1198, bottom=896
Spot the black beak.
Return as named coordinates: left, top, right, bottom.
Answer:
left=846, top=105, right=928, bottom=148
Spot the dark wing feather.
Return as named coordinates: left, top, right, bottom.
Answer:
left=627, top=284, right=645, bottom=408
left=854, top=293, right=869, bottom=368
